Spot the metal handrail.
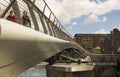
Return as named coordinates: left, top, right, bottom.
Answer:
left=0, top=0, right=74, bottom=41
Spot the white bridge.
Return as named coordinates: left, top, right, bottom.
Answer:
left=0, top=0, right=90, bottom=77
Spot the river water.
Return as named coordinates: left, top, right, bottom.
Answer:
left=18, top=67, right=46, bottom=77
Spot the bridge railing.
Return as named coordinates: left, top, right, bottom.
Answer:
left=0, top=0, right=73, bottom=41
left=91, top=54, right=120, bottom=62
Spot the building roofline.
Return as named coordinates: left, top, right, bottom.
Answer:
left=74, top=34, right=111, bottom=37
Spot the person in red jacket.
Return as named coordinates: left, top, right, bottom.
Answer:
left=7, top=11, right=16, bottom=22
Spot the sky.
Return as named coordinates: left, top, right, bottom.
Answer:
left=1, top=0, right=120, bottom=36
left=43, top=0, right=120, bottom=36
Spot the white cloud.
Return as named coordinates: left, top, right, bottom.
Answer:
left=102, top=17, right=107, bottom=22
left=95, top=29, right=110, bottom=34
left=43, top=0, right=120, bottom=24
left=83, top=14, right=99, bottom=25
left=83, top=15, right=107, bottom=25
left=72, top=22, right=77, bottom=26
left=95, top=24, right=120, bottom=34
left=113, top=24, right=120, bottom=30
left=68, top=26, right=73, bottom=30
left=1, top=0, right=117, bottom=26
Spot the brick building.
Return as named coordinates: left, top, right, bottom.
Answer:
left=74, top=34, right=111, bottom=52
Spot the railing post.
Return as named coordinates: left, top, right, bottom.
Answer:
left=44, top=17, right=53, bottom=36
left=38, top=13, right=48, bottom=34
left=49, top=21, right=57, bottom=37
left=56, top=23, right=62, bottom=39
left=59, top=25, right=64, bottom=39
left=52, top=18, right=59, bottom=37
left=27, top=0, right=39, bottom=31
left=43, top=5, right=46, bottom=13
left=53, top=25, right=59, bottom=37
left=55, top=21, right=60, bottom=38
left=10, top=0, right=22, bottom=24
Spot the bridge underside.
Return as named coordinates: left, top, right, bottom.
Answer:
left=46, top=48, right=86, bottom=65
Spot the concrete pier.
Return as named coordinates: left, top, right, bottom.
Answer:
left=46, top=63, right=95, bottom=77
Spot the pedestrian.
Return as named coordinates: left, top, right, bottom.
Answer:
left=22, top=10, right=31, bottom=27
left=6, top=11, right=16, bottom=22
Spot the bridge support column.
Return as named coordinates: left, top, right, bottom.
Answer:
left=46, top=63, right=95, bottom=77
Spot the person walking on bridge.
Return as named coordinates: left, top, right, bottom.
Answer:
left=7, top=11, right=16, bottom=22
left=22, top=10, right=31, bottom=28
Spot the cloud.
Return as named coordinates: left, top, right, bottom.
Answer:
left=95, top=24, right=120, bottom=34
left=72, top=22, right=77, bottom=26
left=1, top=0, right=119, bottom=25
left=95, top=29, right=110, bottom=34
left=68, top=26, right=73, bottom=30
left=83, top=14, right=99, bottom=25
left=44, top=0, right=120, bottom=24
left=83, top=15, right=107, bottom=25
left=102, top=16, right=107, bottom=22
left=113, top=24, right=120, bottom=30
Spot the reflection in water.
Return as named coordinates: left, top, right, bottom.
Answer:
left=18, top=67, right=46, bottom=77
left=17, top=65, right=120, bottom=77
left=101, top=69, right=120, bottom=77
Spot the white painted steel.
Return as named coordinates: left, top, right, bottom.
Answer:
left=0, top=19, right=89, bottom=77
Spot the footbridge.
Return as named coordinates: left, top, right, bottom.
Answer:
left=0, top=0, right=90, bottom=77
